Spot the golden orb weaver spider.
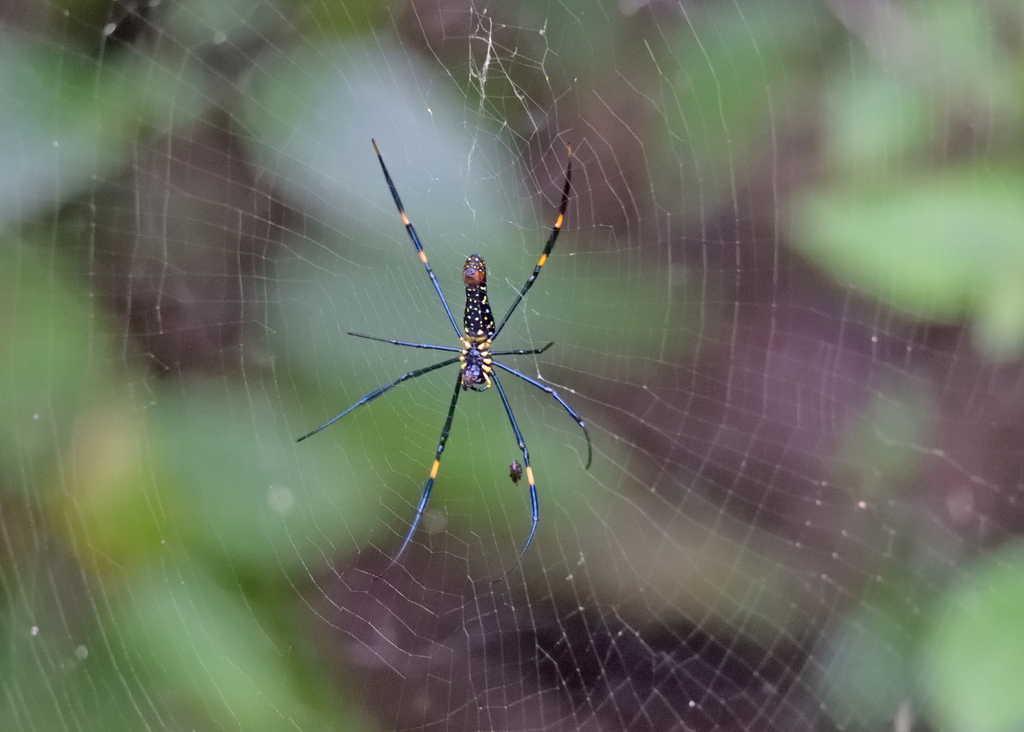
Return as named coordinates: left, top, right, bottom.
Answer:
left=297, top=140, right=592, bottom=575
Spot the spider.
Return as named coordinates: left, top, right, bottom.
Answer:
left=298, top=139, right=592, bottom=574
left=509, top=460, right=523, bottom=484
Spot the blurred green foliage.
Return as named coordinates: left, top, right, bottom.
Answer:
left=794, top=168, right=1024, bottom=358
left=788, top=0, right=1024, bottom=361
left=924, top=543, right=1024, bottom=732
left=2, top=0, right=1024, bottom=730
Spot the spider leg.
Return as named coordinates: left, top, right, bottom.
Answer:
left=492, top=145, right=572, bottom=340
left=347, top=332, right=463, bottom=353
left=372, top=139, right=461, bottom=336
left=296, top=356, right=461, bottom=442
left=383, top=369, right=464, bottom=573
left=490, top=342, right=554, bottom=357
left=492, top=361, right=592, bottom=469
left=490, top=372, right=538, bottom=580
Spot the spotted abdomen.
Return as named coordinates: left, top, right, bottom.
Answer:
left=462, top=255, right=496, bottom=341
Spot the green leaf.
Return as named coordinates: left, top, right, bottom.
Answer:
left=824, top=55, right=933, bottom=178
left=790, top=167, right=1024, bottom=359
left=0, top=39, right=208, bottom=223
left=113, top=563, right=375, bottom=732
left=0, top=238, right=104, bottom=490
left=662, top=0, right=832, bottom=215
left=814, top=583, right=923, bottom=726
left=155, top=379, right=381, bottom=572
left=924, top=542, right=1024, bottom=732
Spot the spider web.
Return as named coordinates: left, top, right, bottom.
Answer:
left=3, top=1, right=1024, bottom=731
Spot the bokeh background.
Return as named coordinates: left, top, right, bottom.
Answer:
left=3, top=1, right=1024, bottom=730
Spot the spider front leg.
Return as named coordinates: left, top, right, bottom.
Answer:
left=492, top=145, right=572, bottom=341
left=372, top=139, right=461, bottom=336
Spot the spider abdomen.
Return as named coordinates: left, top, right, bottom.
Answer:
left=462, top=254, right=496, bottom=341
